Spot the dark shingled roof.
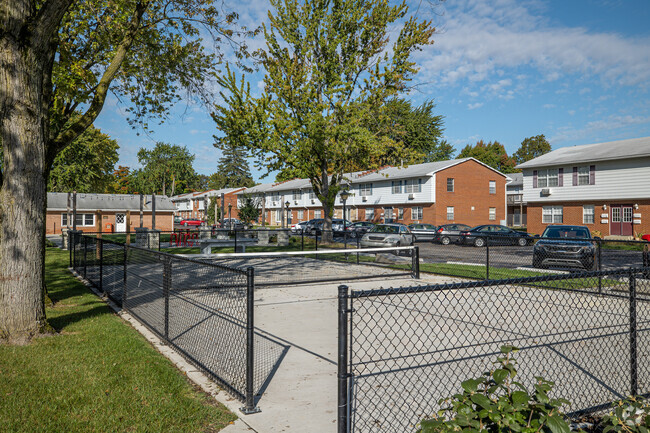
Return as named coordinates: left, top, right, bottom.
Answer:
left=47, top=192, right=175, bottom=211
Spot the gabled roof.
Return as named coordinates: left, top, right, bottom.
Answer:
left=357, top=158, right=508, bottom=181
left=47, top=192, right=175, bottom=211
left=506, top=172, right=523, bottom=186
left=516, top=136, right=650, bottom=169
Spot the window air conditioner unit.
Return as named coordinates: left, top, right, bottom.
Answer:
left=311, top=199, right=316, bottom=204
left=272, top=201, right=278, bottom=206
left=362, top=196, right=368, bottom=202
left=540, top=188, right=551, bottom=196
left=294, top=200, right=299, bottom=205
left=408, top=193, right=415, bottom=200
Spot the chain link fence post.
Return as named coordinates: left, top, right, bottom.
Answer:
left=122, top=244, right=128, bottom=308
left=241, top=267, right=261, bottom=415
left=98, top=239, right=103, bottom=293
left=485, top=236, right=489, bottom=280
left=83, top=235, right=88, bottom=278
left=413, top=246, right=420, bottom=279
left=630, top=272, right=638, bottom=396
left=163, top=256, right=172, bottom=341
left=598, top=239, right=603, bottom=293
left=338, top=285, right=350, bottom=433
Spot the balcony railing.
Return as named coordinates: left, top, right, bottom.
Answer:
left=507, top=194, right=525, bottom=205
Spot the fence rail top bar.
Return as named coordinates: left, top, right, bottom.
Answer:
left=77, top=234, right=249, bottom=276
left=351, top=267, right=649, bottom=298
left=176, top=245, right=416, bottom=260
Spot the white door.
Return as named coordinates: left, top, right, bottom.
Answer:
left=115, top=213, right=126, bottom=232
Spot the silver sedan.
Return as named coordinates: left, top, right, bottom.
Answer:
left=360, top=224, right=414, bottom=248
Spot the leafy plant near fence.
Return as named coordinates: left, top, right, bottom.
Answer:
left=599, top=396, right=650, bottom=433
left=418, top=346, right=572, bottom=433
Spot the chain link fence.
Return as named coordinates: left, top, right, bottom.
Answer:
left=421, top=235, right=650, bottom=281
left=338, top=268, right=650, bottom=433
left=68, top=232, right=287, bottom=413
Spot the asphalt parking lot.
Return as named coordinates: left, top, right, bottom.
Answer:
left=414, top=240, right=646, bottom=271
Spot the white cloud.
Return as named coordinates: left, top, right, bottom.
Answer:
left=550, top=114, right=650, bottom=143
left=418, top=0, right=650, bottom=88
left=542, top=103, right=555, bottom=109
left=468, top=102, right=484, bottom=110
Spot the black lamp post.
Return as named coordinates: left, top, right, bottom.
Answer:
left=340, top=190, right=350, bottom=235
left=228, top=204, right=232, bottom=230
left=285, top=201, right=291, bottom=228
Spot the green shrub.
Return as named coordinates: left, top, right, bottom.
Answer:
left=599, top=396, right=650, bottom=433
left=418, top=346, right=571, bottom=433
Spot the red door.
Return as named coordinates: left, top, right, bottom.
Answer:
left=611, top=205, right=634, bottom=236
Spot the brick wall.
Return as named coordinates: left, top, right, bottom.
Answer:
left=434, top=159, right=507, bottom=227
left=526, top=200, right=650, bottom=237
left=46, top=211, right=174, bottom=234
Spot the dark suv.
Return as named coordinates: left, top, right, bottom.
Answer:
left=532, top=225, right=598, bottom=270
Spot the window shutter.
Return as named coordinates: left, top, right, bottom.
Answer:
left=533, top=170, right=538, bottom=188
left=589, top=165, right=595, bottom=185
left=558, top=168, right=564, bottom=187
left=573, top=167, right=578, bottom=186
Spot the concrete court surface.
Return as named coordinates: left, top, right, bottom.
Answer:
left=222, top=273, right=462, bottom=433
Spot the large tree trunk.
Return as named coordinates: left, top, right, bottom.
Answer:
left=0, top=1, right=60, bottom=343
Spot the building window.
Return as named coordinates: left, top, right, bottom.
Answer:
left=446, top=206, right=454, bottom=220
left=359, top=183, right=373, bottom=196
left=412, top=207, right=423, bottom=220
left=309, top=190, right=317, bottom=200
left=489, top=180, right=496, bottom=194
left=298, top=210, right=304, bottom=220
left=398, top=208, right=404, bottom=220
left=314, top=209, right=322, bottom=219
left=405, top=179, right=422, bottom=194
left=583, top=205, right=594, bottom=224
left=275, top=210, right=282, bottom=222
left=365, top=208, right=374, bottom=221
left=542, top=206, right=563, bottom=224
left=447, top=178, right=454, bottom=192
left=62, top=213, right=96, bottom=227
left=391, top=181, right=402, bottom=194
left=384, top=208, right=393, bottom=220
left=489, top=207, right=496, bottom=220
left=292, top=190, right=301, bottom=200
left=537, top=169, right=548, bottom=188
left=547, top=169, right=559, bottom=187
left=578, top=166, right=589, bottom=185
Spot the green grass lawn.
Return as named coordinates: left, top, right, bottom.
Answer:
left=0, top=247, right=236, bottom=433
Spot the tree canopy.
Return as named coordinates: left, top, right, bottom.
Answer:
left=209, top=142, right=255, bottom=189
left=458, top=140, right=518, bottom=173
left=131, top=142, right=198, bottom=196
left=213, top=0, right=435, bottom=240
left=367, top=99, right=452, bottom=166
left=513, top=134, right=552, bottom=164
left=48, top=124, right=119, bottom=193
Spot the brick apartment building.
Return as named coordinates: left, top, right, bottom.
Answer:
left=171, top=187, right=245, bottom=221
left=239, top=158, right=509, bottom=227
left=517, top=136, right=650, bottom=238
left=46, top=192, right=175, bottom=234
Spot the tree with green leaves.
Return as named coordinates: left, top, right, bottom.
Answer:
left=0, top=0, right=254, bottom=343
left=513, top=134, right=551, bottom=164
left=48, top=125, right=119, bottom=193
left=237, top=194, right=261, bottom=227
left=213, top=0, right=435, bottom=241
left=132, top=142, right=198, bottom=196
left=458, top=140, right=518, bottom=174
left=209, top=142, right=255, bottom=189
left=368, top=99, right=452, bottom=166
left=106, top=166, right=136, bottom=194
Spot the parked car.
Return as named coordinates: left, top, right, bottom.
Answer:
left=432, top=224, right=471, bottom=245
left=291, top=221, right=309, bottom=233
left=459, top=225, right=534, bottom=247
left=360, top=224, right=414, bottom=249
left=346, top=221, right=375, bottom=238
left=408, top=223, right=438, bottom=241
left=219, top=218, right=245, bottom=230
left=331, top=219, right=353, bottom=234
left=304, top=218, right=324, bottom=235
left=532, top=225, right=598, bottom=270
left=179, top=218, right=205, bottom=227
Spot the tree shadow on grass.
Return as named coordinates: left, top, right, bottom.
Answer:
left=47, top=305, right=111, bottom=332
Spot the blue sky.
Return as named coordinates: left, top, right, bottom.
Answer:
left=94, top=0, right=650, bottom=183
